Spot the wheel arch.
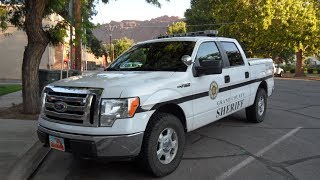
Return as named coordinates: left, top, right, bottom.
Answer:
left=258, top=80, right=268, bottom=95
left=149, top=103, right=187, bottom=132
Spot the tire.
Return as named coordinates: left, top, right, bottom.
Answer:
left=246, top=88, right=267, bottom=123
left=139, top=112, right=185, bottom=177
left=279, top=72, right=283, bottom=77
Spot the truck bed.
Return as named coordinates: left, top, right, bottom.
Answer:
left=248, top=58, right=273, bottom=66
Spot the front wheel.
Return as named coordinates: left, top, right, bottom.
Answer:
left=139, top=112, right=185, bottom=177
left=246, top=88, right=267, bottom=123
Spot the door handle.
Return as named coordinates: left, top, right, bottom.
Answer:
left=224, top=75, right=230, bottom=83
left=245, top=72, right=249, bottom=78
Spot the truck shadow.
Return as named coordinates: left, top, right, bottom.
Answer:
left=65, top=159, right=153, bottom=180
left=63, top=111, right=255, bottom=180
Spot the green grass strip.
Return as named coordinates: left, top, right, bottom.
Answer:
left=0, top=84, right=22, bottom=96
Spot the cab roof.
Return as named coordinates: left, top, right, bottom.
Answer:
left=137, top=36, right=237, bottom=45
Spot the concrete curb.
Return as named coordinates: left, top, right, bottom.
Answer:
left=275, top=77, right=320, bottom=81
left=5, top=141, right=50, bottom=180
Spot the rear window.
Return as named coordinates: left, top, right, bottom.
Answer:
left=221, top=42, right=244, bottom=66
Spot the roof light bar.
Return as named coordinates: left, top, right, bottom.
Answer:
left=156, top=30, right=218, bottom=39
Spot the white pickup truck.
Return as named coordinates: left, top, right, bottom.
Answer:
left=273, top=63, right=284, bottom=77
left=37, top=31, right=274, bottom=177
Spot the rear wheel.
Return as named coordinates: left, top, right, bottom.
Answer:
left=139, top=112, right=185, bottom=177
left=246, top=88, right=267, bottom=123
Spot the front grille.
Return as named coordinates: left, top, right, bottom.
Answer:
left=42, top=86, right=103, bottom=127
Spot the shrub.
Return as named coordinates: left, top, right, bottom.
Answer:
left=289, top=69, right=295, bottom=73
left=283, top=65, right=293, bottom=72
left=317, top=68, right=320, bottom=74
left=307, top=68, right=314, bottom=74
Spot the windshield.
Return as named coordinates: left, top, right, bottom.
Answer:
left=107, top=41, right=196, bottom=71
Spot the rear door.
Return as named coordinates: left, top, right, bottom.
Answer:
left=219, top=41, right=251, bottom=110
left=190, top=41, right=231, bottom=130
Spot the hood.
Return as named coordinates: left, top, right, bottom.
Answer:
left=50, top=71, right=175, bottom=89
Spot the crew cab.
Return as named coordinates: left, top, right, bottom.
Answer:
left=37, top=31, right=274, bottom=177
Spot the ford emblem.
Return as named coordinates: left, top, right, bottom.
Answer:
left=53, top=101, right=68, bottom=113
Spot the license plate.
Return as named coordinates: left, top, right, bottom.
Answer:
left=49, top=135, right=65, bottom=152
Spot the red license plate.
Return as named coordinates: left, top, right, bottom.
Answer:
left=49, top=135, right=65, bottom=151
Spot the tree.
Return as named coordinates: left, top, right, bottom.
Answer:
left=85, top=28, right=107, bottom=58
left=111, top=37, right=134, bottom=58
left=185, top=0, right=217, bottom=32
left=167, top=21, right=186, bottom=34
left=74, top=0, right=82, bottom=71
left=0, top=0, right=164, bottom=114
left=259, top=0, right=320, bottom=77
left=185, top=0, right=320, bottom=76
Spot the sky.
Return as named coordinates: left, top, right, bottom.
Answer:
left=91, top=0, right=191, bottom=24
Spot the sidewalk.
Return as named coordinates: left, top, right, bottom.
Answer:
left=0, top=91, right=50, bottom=180
left=0, top=119, right=38, bottom=179
left=0, top=79, right=22, bottom=84
left=0, top=91, right=22, bottom=109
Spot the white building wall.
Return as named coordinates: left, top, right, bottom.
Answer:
left=0, top=13, right=105, bottom=80
left=0, top=26, right=54, bottom=80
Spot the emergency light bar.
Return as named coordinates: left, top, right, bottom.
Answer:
left=156, top=30, right=218, bottom=39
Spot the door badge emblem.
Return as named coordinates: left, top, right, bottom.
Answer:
left=209, top=81, right=219, bottom=100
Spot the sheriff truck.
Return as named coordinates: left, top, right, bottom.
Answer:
left=37, top=30, right=274, bottom=177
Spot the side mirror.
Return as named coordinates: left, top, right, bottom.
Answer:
left=194, top=60, right=222, bottom=77
left=181, top=55, right=193, bottom=66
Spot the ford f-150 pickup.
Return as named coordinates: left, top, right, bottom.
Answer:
left=37, top=30, right=274, bottom=177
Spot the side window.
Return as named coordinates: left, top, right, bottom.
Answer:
left=196, top=42, right=222, bottom=66
left=221, top=42, right=244, bottom=66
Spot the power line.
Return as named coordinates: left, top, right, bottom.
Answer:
left=104, top=21, right=246, bottom=29
left=186, top=21, right=244, bottom=27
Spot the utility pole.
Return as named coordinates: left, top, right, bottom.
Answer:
left=83, top=29, right=87, bottom=71
left=61, top=44, right=64, bottom=79
left=74, top=0, right=82, bottom=71
left=68, top=0, right=73, bottom=72
left=107, top=25, right=116, bottom=62
left=109, top=34, right=113, bottom=61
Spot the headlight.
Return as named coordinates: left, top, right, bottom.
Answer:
left=40, top=90, right=47, bottom=117
left=100, top=97, right=139, bottom=126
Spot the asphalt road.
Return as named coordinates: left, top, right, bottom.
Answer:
left=31, top=79, right=320, bottom=180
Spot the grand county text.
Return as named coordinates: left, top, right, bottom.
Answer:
left=216, top=99, right=244, bottom=118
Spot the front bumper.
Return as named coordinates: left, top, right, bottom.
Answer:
left=38, top=125, right=144, bottom=158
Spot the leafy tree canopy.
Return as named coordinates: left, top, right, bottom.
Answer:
left=0, top=0, right=165, bottom=114
left=185, top=0, right=320, bottom=61
left=0, top=0, right=99, bottom=50
left=167, top=21, right=187, bottom=35
left=110, top=37, right=134, bottom=58
left=86, top=27, right=107, bottom=57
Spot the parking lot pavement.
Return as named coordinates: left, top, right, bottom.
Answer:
left=31, top=79, right=320, bottom=180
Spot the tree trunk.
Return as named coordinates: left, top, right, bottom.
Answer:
left=295, top=49, right=305, bottom=77
left=74, top=0, right=82, bottom=71
left=22, top=0, right=49, bottom=114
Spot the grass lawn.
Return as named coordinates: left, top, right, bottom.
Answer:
left=0, top=84, right=22, bottom=96
left=282, top=72, right=320, bottom=80
left=306, top=73, right=320, bottom=77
